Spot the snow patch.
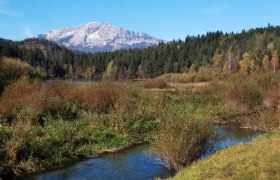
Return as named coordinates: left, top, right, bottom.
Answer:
left=38, top=22, right=164, bottom=53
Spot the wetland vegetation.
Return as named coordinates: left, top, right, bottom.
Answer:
left=2, top=25, right=280, bottom=179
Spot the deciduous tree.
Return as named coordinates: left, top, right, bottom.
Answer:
left=271, top=51, right=279, bottom=73
left=239, top=52, right=254, bottom=75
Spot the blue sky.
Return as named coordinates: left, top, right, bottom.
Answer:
left=1, top=0, right=280, bottom=41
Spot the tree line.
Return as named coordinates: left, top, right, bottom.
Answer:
left=1, top=24, right=280, bottom=79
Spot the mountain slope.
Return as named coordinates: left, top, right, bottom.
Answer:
left=38, top=22, right=163, bottom=53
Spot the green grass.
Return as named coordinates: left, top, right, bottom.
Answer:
left=0, top=115, right=132, bottom=175
left=0, top=79, right=166, bottom=176
left=2, top=72, right=280, bottom=177
left=169, top=128, right=280, bottom=180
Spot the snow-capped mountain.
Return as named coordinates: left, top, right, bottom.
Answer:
left=38, top=22, right=163, bottom=53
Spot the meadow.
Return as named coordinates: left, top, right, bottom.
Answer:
left=1, top=58, right=280, bottom=179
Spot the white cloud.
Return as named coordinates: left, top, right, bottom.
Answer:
left=199, top=5, right=226, bottom=15
left=23, top=26, right=33, bottom=38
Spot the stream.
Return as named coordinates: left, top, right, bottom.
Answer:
left=14, top=125, right=260, bottom=180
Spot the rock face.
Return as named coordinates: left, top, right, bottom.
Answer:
left=38, top=22, right=163, bottom=53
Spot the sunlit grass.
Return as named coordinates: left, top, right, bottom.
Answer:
left=169, top=128, right=280, bottom=179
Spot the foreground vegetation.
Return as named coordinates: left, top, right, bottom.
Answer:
left=1, top=57, right=280, bottom=178
left=0, top=77, right=167, bottom=176
left=170, top=128, right=280, bottom=179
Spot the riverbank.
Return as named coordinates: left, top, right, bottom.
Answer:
left=4, top=142, right=146, bottom=180
left=170, top=128, right=280, bottom=179
left=13, top=125, right=259, bottom=180
left=13, top=144, right=174, bottom=180
left=1, top=72, right=280, bottom=178
left=0, top=78, right=166, bottom=177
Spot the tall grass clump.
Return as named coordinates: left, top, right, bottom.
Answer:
left=149, top=114, right=213, bottom=171
left=264, top=88, right=280, bottom=107
left=0, top=118, right=131, bottom=176
left=142, top=78, right=169, bottom=89
left=0, top=77, right=43, bottom=123
left=0, top=79, right=134, bottom=125
left=160, top=72, right=213, bottom=83
left=251, top=72, right=280, bottom=89
left=227, top=79, right=263, bottom=109
left=73, top=83, right=131, bottom=113
left=241, top=109, right=280, bottom=131
left=0, top=79, right=140, bottom=176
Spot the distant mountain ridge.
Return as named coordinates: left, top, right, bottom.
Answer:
left=38, top=22, right=163, bottom=53
left=1, top=25, right=279, bottom=79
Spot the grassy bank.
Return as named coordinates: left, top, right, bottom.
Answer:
left=0, top=76, right=216, bottom=177
left=0, top=117, right=132, bottom=175
left=1, top=71, right=280, bottom=177
left=0, top=78, right=165, bottom=176
left=169, top=128, right=280, bottom=179
left=160, top=72, right=280, bottom=178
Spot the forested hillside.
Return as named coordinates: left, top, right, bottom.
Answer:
left=1, top=24, right=280, bottom=79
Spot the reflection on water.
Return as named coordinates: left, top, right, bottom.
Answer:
left=204, top=125, right=260, bottom=157
left=14, top=125, right=260, bottom=180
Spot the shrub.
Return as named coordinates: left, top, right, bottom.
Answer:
left=142, top=78, right=169, bottom=89
left=0, top=79, right=134, bottom=123
left=227, top=81, right=263, bottom=109
left=0, top=118, right=131, bottom=176
left=149, top=114, right=213, bottom=171
left=241, top=109, right=280, bottom=131
left=0, top=57, right=41, bottom=93
left=162, top=73, right=213, bottom=83
left=0, top=77, right=43, bottom=119
left=183, top=73, right=196, bottom=83
left=73, top=83, right=133, bottom=113
left=194, top=74, right=207, bottom=82
left=264, top=88, right=280, bottom=107
left=94, top=91, right=165, bottom=139
left=254, top=72, right=280, bottom=89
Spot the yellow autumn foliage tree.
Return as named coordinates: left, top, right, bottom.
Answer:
left=239, top=52, right=255, bottom=75
left=103, top=60, right=114, bottom=80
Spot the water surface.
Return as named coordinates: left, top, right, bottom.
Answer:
left=14, top=125, right=260, bottom=180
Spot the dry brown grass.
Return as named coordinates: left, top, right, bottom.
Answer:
left=0, top=77, right=43, bottom=116
left=72, top=83, right=132, bottom=113
left=142, top=78, right=169, bottom=89
left=0, top=78, right=134, bottom=123
left=264, top=88, right=280, bottom=107
left=241, top=109, right=280, bottom=131
left=227, top=81, right=263, bottom=109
